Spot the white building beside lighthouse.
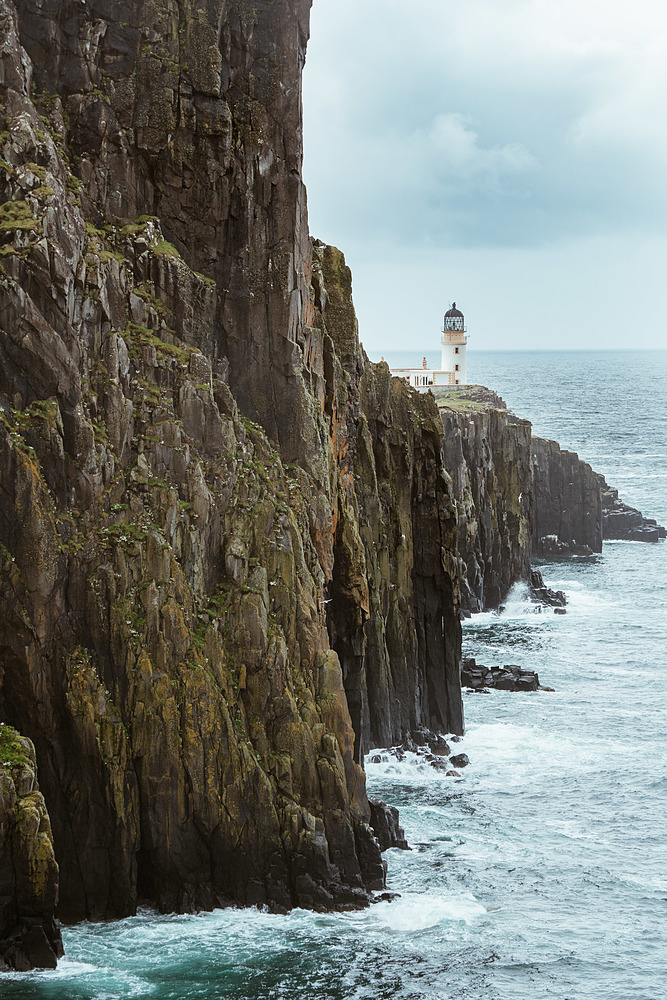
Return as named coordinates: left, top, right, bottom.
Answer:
left=387, top=302, right=469, bottom=390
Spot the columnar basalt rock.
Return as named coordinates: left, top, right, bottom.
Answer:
left=311, top=244, right=463, bottom=756
left=10, top=0, right=654, bottom=946
left=18, top=0, right=318, bottom=467
left=0, top=0, right=380, bottom=925
left=531, top=438, right=664, bottom=551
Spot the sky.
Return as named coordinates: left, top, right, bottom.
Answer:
left=302, top=0, right=667, bottom=353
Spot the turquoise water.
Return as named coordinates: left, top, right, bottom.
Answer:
left=5, top=351, right=666, bottom=999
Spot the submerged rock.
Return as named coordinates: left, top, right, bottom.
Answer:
left=371, top=892, right=401, bottom=904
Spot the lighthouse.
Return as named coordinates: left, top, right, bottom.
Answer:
left=386, top=300, right=470, bottom=390
left=441, top=303, right=467, bottom=385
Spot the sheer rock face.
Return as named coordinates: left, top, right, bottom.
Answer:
left=311, top=244, right=463, bottom=756
left=0, top=0, right=464, bottom=928
left=440, top=407, right=533, bottom=612
left=531, top=437, right=602, bottom=556
left=18, top=0, right=316, bottom=467
left=0, top=729, right=63, bottom=971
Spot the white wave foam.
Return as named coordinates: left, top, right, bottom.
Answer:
left=604, top=538, right=667, bottom=544
left=2, top=958, right=154, bottom=997
left=461, top=720, right=622, bottom=780
left=462, top=581, right=574, bottom=627
left=365, top=749, right=464, bottom=787
left=343, top=891, right=486, bottom=933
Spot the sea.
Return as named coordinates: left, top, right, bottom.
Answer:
left=5, top=350, right=667, bottom=1000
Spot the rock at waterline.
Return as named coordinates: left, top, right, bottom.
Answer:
left=530, top=570, right=567, bottom=608
left=409, top=729, right=452, bottom=757
left=597, top=475, right=667, bottom=542
left=462, top=657, right=548, bottom=692
left=449, top=754, right=470, bottom=769
left=367, top=740, right=466, bottom=781
left=369, top=798, right=410, bottom=852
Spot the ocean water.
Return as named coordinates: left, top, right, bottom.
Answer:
left=6, top=351, right=666, bottom=1000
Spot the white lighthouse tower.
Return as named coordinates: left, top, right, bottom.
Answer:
left=386, top=300, right=470, bottom=390
left=441, top=303, right=467, bottom=385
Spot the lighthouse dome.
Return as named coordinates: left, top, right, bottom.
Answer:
left=444, top=302, right=465, bottom=332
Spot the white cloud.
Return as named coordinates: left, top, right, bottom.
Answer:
left=424, top=113, right=537, bottom=191
left=304, top=0, right=667, bottom=243
left=303, top=0, right=667, bottom=348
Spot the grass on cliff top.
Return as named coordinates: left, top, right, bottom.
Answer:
left=0, top=723, right=30, bottom=769
left=433, top=390, right=490, bottom=413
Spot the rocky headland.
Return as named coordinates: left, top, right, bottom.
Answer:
left=434, top=387, right=664, bottom=561
left=0, top=0, right=662, bottom=972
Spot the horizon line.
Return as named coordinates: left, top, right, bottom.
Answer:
left=365, top=346, right=667, bottom=354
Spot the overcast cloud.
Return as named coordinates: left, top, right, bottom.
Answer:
left=303, top=0, right=667, bottom=351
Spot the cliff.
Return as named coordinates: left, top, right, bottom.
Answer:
left=312, top=245, right=463, bottom=755
left=436, top=390, right=663, bottom=566
left=0, top=728, right=62, bottom=970
left=5, top=0, right=636, bottom=961
left=0, top=0, right=466, bottom=952
left=440, top=400, right=532, bottom=612
left=531, top=437, right=664, bottom=552
left=531, top=437, right=602, bottom=556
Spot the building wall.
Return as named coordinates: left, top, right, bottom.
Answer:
left=441, top=342, right=467, bottom=385
left=388, top=369, right=457, bottom=390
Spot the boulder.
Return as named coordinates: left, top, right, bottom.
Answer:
left=449, top=754, right=470, bottom=769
